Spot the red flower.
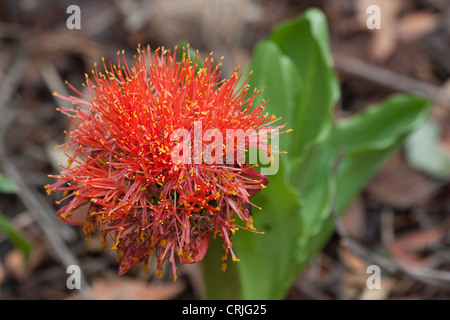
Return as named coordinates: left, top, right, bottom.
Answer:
left=46, top=45, right=287, bottom=280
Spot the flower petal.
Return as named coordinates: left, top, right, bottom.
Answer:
left=56, top=202, right=90, bottom=225
left=178, top=232, right=210, bottom=264
left=241, top=165, right=269, bottom=198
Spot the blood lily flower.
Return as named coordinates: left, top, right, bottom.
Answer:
left=46, top=45, right=289, bottom=280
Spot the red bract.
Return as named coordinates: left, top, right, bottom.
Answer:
left=46, top=45, right=287, bottom=280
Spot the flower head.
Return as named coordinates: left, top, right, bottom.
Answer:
left=46, top=45, right=287, bottom=279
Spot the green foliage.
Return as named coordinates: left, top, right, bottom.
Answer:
left=405, top=118, right=450, bottom=179
left=0, top=174, right=17, bottom=194
left=227, top=8, right=432, bottom=299
left=0, top=212, right=32, bottom=260
left=0, top=174, right=31, bottom=260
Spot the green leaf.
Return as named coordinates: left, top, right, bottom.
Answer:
left=232, top=8, right=339, bottom=300
left=404, top=118, right=450, bottom=179
left=0, top=174, right=17, bottom=194
left=0, top=212, right=32, bottom=260
left=270, top=8, right=340, bottom=159
left=234, top=158, right=301, bottom=300
left=290, top=143, right=335, bottom=274
left=243, top=40, right=300, bottom=151
left=229, top=40, right=302, bottom=299
left=201, top=235, right=244, bottom=300
left=295, top=94, right=432, bottom=273
left=332, top=94, right=432, bottom=212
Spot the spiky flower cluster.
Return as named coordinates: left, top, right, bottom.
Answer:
left=46, top=45, right=285, bottom=279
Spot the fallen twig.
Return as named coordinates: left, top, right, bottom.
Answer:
left=39, top=61, right=72, bottom=109
left=333, top=53, right=450, bottom=107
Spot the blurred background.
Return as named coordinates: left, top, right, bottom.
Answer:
left=0, top=0, right=449, bottom=299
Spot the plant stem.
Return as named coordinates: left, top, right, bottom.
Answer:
left=200, top=235, right=243, bottom=300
